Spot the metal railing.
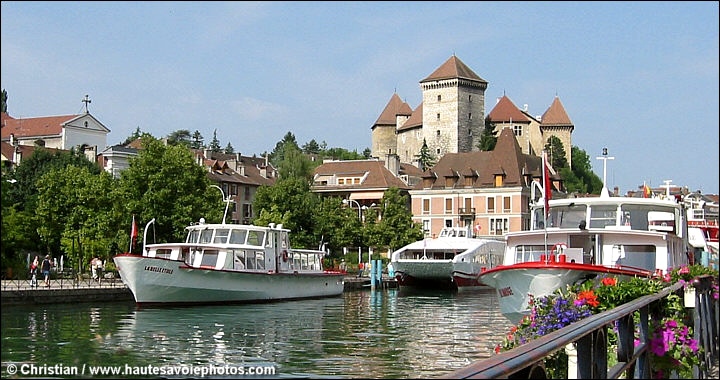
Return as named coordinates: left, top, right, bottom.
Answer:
left=1, top=268, right=127, bottom=290
left=442, top=276, right=718, bottom=379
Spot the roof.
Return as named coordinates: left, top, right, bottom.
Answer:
left=415, top=128, right=551, bottom=190
left=487, top=95, right=531, bottom=124
left=541, top=96, right=573, bottom=126
left=398, top=103, right=423, bottom=132
left=420, top=55, right=488, bottom=84
left=1, top=112, right=81, bottom=139
left=313, top=159, right=412, bottom=191
left=372, top=93, right=413, bottom=127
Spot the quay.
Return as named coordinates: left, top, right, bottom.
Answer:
left=0, top=275, right=397, bottom=305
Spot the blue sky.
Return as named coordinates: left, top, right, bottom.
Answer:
left=2, top=1, right=718, bottom=194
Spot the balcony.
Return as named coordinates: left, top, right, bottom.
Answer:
left=458, top=207, right=476, bottom=217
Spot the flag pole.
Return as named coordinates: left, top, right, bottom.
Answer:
left=543, top=151, right=549, bottom=262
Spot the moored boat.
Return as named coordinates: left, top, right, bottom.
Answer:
left=391, top=226, right=505, bottom=290
left=114, top=218, right=345, bottom=306
left=479, top=189, right=691, bottom=324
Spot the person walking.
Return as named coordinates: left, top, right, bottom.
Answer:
left=30, top=255, right=39, bottom=288
left=41, top=255, right=52, bottom=288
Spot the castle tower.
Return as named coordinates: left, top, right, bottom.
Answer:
left=370, top=93, right=412, bottom=160
left=540, top=96, right=574, bottom=168
left=419, top=55, right=488, bottom=158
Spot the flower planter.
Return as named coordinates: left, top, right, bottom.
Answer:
left=684, top=287, right=695, bottom=308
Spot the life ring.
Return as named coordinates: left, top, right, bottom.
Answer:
left=550, top=243, right=567, bottom=255
left=282, top=250, right=288, bottom=262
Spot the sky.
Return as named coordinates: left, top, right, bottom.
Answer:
left=2, top=1, right=718, bottom=194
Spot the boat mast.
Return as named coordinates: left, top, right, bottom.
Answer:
left=595, top=147, right=615, bottom=198
left=211, top=185, right=232, bottom=224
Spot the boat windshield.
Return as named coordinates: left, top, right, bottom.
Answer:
left=534, top=204, right=587, bottom=229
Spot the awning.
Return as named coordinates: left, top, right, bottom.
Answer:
left=350, top=191, right=385, bottom=201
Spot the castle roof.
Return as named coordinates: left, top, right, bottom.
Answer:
left=372, top=93, right=413, bottom=128
left=420, top=55, right=487, bottom=84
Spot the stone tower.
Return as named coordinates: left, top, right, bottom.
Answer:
left=419, top=55, right=488, bottom=158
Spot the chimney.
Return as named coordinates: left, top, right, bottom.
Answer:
left=204, top=148, right=212, bottom=160
left=385, top=153, right=400, bottom=176
left=9, top=133, right=15, bottom=146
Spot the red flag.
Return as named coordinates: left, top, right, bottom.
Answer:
left=643, top=184, right=651, bottom=198
left=130, top=215, right=138, bottom=249
left=543, top=151, right=552, bottom=220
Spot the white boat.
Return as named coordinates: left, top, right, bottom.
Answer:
left=390, top=226, right=505, bottom=290
left=684, top=192, right=719, bottom=260
left=479, top=190, right=691, bottom=324
left=114, top=218, right=345, bottom=306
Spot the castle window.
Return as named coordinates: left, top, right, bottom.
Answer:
left=437, top=95, right=441, bottom=102
left=469, top=95, right=472, bottom=102
left=468, top=113, right=472, bottom=120
left=436, top=130, right=441, bottom=137
left=437, top=113, right=440, bottom=120
left=514, top=125, right=522, bottom=136
left=436, top=148, right=441, bottom=155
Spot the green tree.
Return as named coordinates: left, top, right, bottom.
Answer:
left=1, top=88, right=7, bottom=113
left=561, top=147, right=603, bottom=194
left=224, top=142, right=235, bottom=154
left=166, top=129, right=192, bottom=147
left=374, top=187, right=424, bottom=251
left=209, top=129, right=222, bottom=153
left=544, top=136, right=568, bottom=169
left=278, top=144, right=314, bottom=181
left=115, top=136, right=221, bottom=243
left=478, top=117, right=498, bottom=151
left=121, top=127, right=143, bottom=146
left=252, top=177, right=321, bottom=248
left=268, top=132, right=299, bottom=167
left=302, top=139, right=321, bottom=155
left=191, top=130, right=204, bottom=149
left=415, top=139, right=436, bottom=170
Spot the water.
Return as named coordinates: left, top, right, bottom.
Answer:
left=1, top=288, right=513, bottom=378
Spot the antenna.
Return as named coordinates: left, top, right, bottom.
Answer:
left=595, top=147, right=615, bottom=197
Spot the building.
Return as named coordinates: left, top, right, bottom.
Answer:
left=370, top=55, right=574, bottom=169
left=410, top=128, right=562, bottom=238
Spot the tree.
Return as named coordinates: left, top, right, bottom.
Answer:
left=415, top=139, right=436, bottom=170
left=374, top=187, right=424, bottom=251
left=1, top=88, right=7, bottom=113
left=561, top=146, right=603, bottom=194
left=278, top=144, right=315, bottom=181
left=115, top=136, right=222, bottom=243
left=302, top=139, right=321, bottom=155
left=209, top=129, right=222, bottom=153
left=478, top=117, right=498, bottom=151
left=544, top=136, right=568, bottom=169
left=191, top=130, right=204, bottom=149
left=268, top=132, right=299, bottom=167
left=166, top=129, right=192, bottom=147
left=121, top=127, right=143, bottom=146
left=252, top=177, right=321, bottom=248
left=224, top=142, right=235, bottom=154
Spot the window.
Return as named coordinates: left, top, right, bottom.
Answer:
left=436, top=130, right=441, bottom=137
left=488, top=197, right=495, bottom=213
left=231, top=184, right=238, bottom=195
left=436, top=148, right=441, bottom=155
left=445, top=198, right=453, bottom=214
left=437, top=113, right=440, bottom=121
left=437, top=95, right=441, bottom=102
left=469, top=95, right=472, bottom=102
left=422, top=220, right=430, bottom=235
left=503, top=196, right=511, bottom=213
left=422, top=199, right=430, bottom=215
left=489, top=217, right=509, bottom=236
left=244, top=186, right=250, bottom=200
left=229, top=229, right=247, bottom=244
left=514, top=125, right=522, bottom=136
left=468, top=113, right=472, bottom=120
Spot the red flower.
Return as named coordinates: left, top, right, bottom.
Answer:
left=601, top=277, right=617, bottom=286
left=577, top=290, right=600, bottom=307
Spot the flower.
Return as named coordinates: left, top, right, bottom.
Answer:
left=494, top=268, right=718, bottom=379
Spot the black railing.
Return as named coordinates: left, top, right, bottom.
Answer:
left=442, top=277, right=718, bottom=379
left=1, top=268, right=126, bottom=290
left=458, top=207, right=476, bottom=216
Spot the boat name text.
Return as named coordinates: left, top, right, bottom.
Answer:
left=144, top=266, right=173, bottom=274
left=498, top=287, right=514, bottom=297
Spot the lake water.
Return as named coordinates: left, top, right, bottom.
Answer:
left=1, top=288, right=513, bottom=378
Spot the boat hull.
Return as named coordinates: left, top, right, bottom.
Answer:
left=114, top=255, right=345, bottom=305
left=393, top=260, right=455, bottom=289
left=478, top=262, right=650, bottom=324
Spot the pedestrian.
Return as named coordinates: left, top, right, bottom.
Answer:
left=41, top=255, right=52, bottom=287
left=91, top=257, right=100, bottom=281
left=30, top=255, right=39, bottom=287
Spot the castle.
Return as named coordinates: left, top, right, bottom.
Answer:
left=370, top=55, right=574, bottom=169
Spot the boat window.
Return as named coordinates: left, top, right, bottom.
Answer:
left=199, top=229, right=213, bottom=244
left=186, top=230, right=200, bottom=244
left=515, top=245, right=547, bottom=262
left=613, top=245, right=656, bottom=271
left=247, top=231, right=265, bottom=246
left=548, top=205, right=586, bottom=228
left=255, top=251, right=265, bottom=270
left=589, top=205, right=617, bottom=228
left=180, top=247, right=189, bottom=261
left=620, top=205, right=677, bottom=232
left=232, top=250, right=246, bottom=270
left=200, top=250, right=219, bottom=267
left=155, top=249, right=172, bottom=259
left=229, top=229, right=247, bottom=244
left=214, top=229, right=230, bottom=244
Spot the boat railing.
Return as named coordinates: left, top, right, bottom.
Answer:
left=442, top=276, right=718, bottom=379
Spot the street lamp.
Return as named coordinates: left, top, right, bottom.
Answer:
left=343, top=198, right=362, bottom=267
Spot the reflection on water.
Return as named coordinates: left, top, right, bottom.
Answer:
left=1, top=289, right=512, bottom=378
